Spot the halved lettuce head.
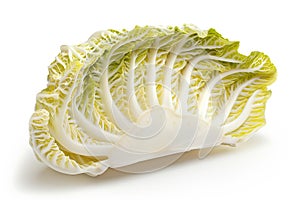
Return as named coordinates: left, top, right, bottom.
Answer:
left=29, top=25, right=277, bottom=176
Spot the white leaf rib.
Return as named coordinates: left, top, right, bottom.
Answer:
left=221, top=78, right=257, bottom=121
left=162, top=35, right=189, bottom=108
left=127, top=52, right=143, bottom=119
left=71, top=101, right=120, bottom=143
left=198, top=63, right=264, bottom=120
left=146, top=47, right=159, bottom=106
left=222, top=89, right=262, bottom=134
left=99, top=69, right=135, bottom=134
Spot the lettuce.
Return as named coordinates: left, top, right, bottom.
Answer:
left=29, top=25, right=277, bottom=176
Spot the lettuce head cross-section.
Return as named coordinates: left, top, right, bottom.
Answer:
left=29, top=25, right=277, bottom=176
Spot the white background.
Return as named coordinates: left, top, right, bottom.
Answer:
left=0, top=0, right=299, bottom=199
